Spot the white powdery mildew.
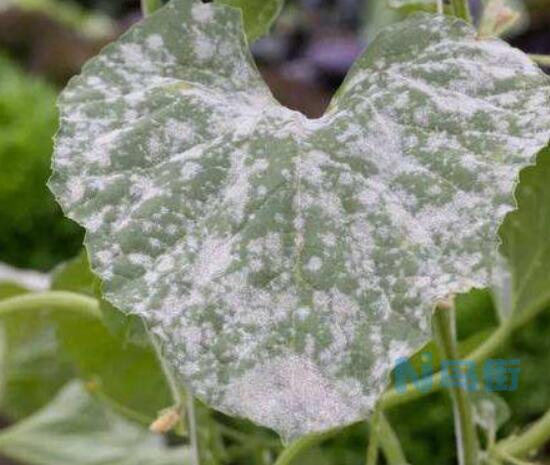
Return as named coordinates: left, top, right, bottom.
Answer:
left=223, top=354, right=368, bottom=442
left=50, top=0, right=550, bottom=441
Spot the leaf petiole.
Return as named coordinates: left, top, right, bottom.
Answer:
left=433, top=299, right=479, bottom=465
left=0, top=291, right=100, bottom=320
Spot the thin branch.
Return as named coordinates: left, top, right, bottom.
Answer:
left=366, top=408, right=381, bottom=465
left=272, top=431, right=336, bottom=465
left=433, top=299, right=479, bottom=465
left=186, top=389, right=200, bottom=465
left=378, top=412, right=408, bottom=465
left=496, top=409, right=550, bottom=459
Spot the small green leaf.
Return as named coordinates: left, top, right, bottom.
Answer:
left=50, top=0, right=550, bottom=440
left=51, top=253, right=173, bottom=421
left=216, top=0, right=284, bottom=42
left=0, top=381, right=190, bottom=465
left=0, top=276, right=74, bottom=420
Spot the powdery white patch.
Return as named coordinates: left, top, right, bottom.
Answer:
left=306, top=256, right=323, bottom=272
left=192, top=236, right=235, bottom=287
left=194, top=35, right=216, bottom=61
left=191, top=2, right=214, bottom=23
left=146, top=34, right=164, bottom=51
left=222, top=354, right=367, bottom=442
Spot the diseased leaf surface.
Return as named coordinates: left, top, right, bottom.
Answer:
left=50, top=0, right=550, bottom=440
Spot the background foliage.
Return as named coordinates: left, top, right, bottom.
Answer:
left=0, top=55, right=83, bottom=271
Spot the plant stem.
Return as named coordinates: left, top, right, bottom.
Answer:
left=451, top=0, right=472, bottom=23
left=433, top=299, right=479, bottom=465
left=496, top=408, right=550, bottom=458
left=0, top=291, right=101, bottom=320
left=366, top=408, right=381, bottom=465
left=186, top=389, right=200, bottom=465
left=151, top=337, right=184, bottom=406
left=150, top=337, right=196, bottom=464
left=378, top=413, right=408, bottom=465
left=529, top=54, right=550, bottom=67
left=141, top=0, right=164, bottom=16
left=272, top=431, right=335, bottom=465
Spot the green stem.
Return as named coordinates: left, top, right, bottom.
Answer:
left=451, top=0, right=472, bottom=23
left=378, top=413, right=408, bottom=465
left=433, top=300, right=479, bottom=465
left=0, top=291, right=101, bottom=320
left=186, top=389, right=200, bottom=465
left=141, top=0, right=164, bottom=16
left=151, top=336, right=184, bottom=406
left=366, top=408, right=381, bottom=465
left=529, top=54, right=550, bottom=67
left=497, top=409, right=550, bottom=458
left=273, top=431, right=335, bottom=465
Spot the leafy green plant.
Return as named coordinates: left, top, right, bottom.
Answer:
left=0, top=55, right=83, bottom=270
left=1, top=1, right=550, bottom=465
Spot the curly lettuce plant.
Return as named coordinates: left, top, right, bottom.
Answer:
left=0, top=0, right=550, bottom=464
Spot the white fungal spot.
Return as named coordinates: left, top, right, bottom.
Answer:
left=306, top=256, right=323, bottom=272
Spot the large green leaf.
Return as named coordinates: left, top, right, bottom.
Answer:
left=215, top=0, right=284, bottom=42
left=499, top=145, right=550, bottom=320
left=0, top=381, right=190, bottom=465
left=49, top=0, right=550, bottom=440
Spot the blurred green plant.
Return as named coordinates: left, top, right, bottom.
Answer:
left=0, top=0, right=115, bottom=38
left=0, top=55, right=83, bottom=271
